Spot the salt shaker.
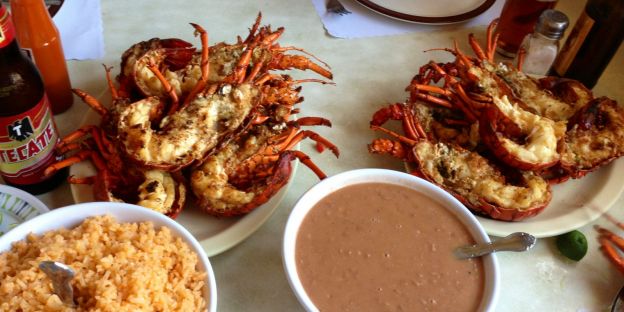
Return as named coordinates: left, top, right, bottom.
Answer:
left=514, top=9, right=569, bottom=76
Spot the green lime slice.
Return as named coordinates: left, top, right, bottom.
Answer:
left=556, top=230, right=588, bottom=261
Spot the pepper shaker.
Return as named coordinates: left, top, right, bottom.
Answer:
left=514, top=9, right=569, bottom=76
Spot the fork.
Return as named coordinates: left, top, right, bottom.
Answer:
left=326, top=0, right=352, bottom=16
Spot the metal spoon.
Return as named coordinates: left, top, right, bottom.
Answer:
left=454, top=232, right=536, bottom=259
left=39, top=261, right=77, bottom=308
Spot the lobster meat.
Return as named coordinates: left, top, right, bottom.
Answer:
left=116, top=84, right=259, bottom=170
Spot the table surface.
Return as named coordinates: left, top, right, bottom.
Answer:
left=32, top=0, right=624, bottom=311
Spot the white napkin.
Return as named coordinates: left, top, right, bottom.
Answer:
left=311, top=0, right=505, bottom=39
left=52, top=0, right=104, bottom=60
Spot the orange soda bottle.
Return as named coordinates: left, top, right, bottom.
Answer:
left=9, top=0, right=73, bottom=114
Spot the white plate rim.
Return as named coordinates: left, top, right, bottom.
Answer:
left=69, top=104, right=298, bottom=257
left=354, top=0, right=495, bottom=25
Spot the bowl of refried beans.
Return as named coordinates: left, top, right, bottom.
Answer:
left=282, top=168, right=499, bottom=312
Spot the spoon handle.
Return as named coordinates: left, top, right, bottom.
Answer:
left=39, top=261, right=77, bottom=308
left=454, top=232, right=536, bottom=259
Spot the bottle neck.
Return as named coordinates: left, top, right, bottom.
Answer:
left=9, top=0, right=54, bottom=25
left=9, top=0, right=49, bottom=11
left=9, top=0, right=57, bottom=42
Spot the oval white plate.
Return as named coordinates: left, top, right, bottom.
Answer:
left=355, top=0, right=495, bottom=24
left=0, top=184, right=49, bottom=236
left=70, top=107, right=296, bottom=257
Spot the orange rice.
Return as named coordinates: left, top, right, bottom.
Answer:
left=0, top=215, right=207, bottom=312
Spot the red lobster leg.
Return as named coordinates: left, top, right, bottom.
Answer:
left=370, top=103, right=425, bottom=140
left=145, top=60, right=179, bottom=115
left=485, top=18, right=499, bottom=62
left=596, top=226, right=624, bottom=275
left=44, top=150, right=106, bottom=177
left=285, top=130, right=339, bottom=157
left=468, top=33, right=488, bottom=61
left=288, top=116, right=332, bottom=128
left=182, top=23, right=209, bottom=107
left=239, top=128, right=339, bottom=179
left=72, top=88, right=109, bottom=117
left=269, top=54, right=333, bottom=80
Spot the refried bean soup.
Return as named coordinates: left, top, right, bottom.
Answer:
left=295, top=182, right=485, bottom=311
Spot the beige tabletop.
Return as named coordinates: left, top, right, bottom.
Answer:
left=33, top=0, right=624, bottom=311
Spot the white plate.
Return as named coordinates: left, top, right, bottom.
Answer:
left=70, top=108, right=296, bottom=257
left=354, top=0, right=495, bottom=24
left=0, top=184, right=49, bottom=236
left=478, top=159, right=624, bottom=238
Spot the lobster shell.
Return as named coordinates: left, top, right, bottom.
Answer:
left=559, top=97, right=624, bottom=178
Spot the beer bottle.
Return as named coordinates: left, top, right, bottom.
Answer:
left=0, top=3, right=67, bottom=194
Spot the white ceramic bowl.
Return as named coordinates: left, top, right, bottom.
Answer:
left=283, top=168, right=499, bottom=312
left=0, top=202, right=217, bottom=312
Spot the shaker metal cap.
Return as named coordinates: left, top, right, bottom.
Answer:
left=536, top=9, right=570, bottom=40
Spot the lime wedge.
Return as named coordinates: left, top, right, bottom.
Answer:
left=556, top=230, right=588, bottom=261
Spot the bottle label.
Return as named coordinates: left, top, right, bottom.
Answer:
left=0, top=95, right=61, bottom=185
left=0, top=5, right=16, bottom=49
left=551, top=10, right=595, bottom=75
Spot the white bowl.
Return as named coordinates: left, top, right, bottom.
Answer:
left=0, top=202, right=217, bottom=312
left=282, top=169, right=499, bottom=312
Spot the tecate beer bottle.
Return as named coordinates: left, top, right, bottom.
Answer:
left=0, top=4, right=67, bottom=194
